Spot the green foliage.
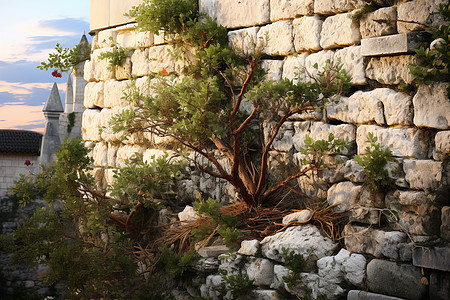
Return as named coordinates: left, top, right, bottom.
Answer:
left=67, top=112, right=76, bottom=134
left=192, top=198, right=241, bottom=248
left=218, top=270, right=254, bottom=299
left=155, top=246, right=199, bottom=280
left=110, top=152, right=184, bottom=208
left=37, top=41, right=90, bottom=73
left=300, top=133, right=348, bottom=168
left=410, top=1, right=450, bottom=94
left=280, top=247, right=306, bottom=289
left=98, top=46, right=129, bottom=70
left=354, top=132, right=395, bottom=192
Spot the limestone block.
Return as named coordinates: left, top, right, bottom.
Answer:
left=104, top=168, right=117, bottom=186
left=441, top=206, right=450, bottom=240
left=413, top=82, right=450, bottom=130
left=347, top=290, right=406, bottom=300
left=135, top=30, right=154, bottom=48
left=92, top=142, right=108, bottom=167
left=115, top=25, right=137, bottom=49
left=293, top=16, right=323, bottom=52
left=344, top=159, right=366, bottom=182
left=99, top=107, right=130, bottom=143
left=271, top=265, right=291, bottom=290
left=397, top=0, right=446, bottom=33
left=344, top=225, right=411, bottom=260
left=386, top=190, right=442, bottom=236
left=257, top=21, right=295, bottom=56
left=356, top=125, right=431, bottom=158
left=334, top=46, right=365, bottom=85
left=148, top=45, right=179, bottom=73
left=314, top=0, right=362, bottom=14
left=360, top=7, right=397, bottom=39
left=374, top=88, right=413, bottom=125
left=82, top=109, right=102, bottom=141
left=366, top=260, right=427, bottom=300
left=83, top=60, right=96, bottom=82
left=304, top=50, right=335, bottom=82
left=84, top=81, right=104, bottom=109
left=282, top=54, right=309, bottom=84
left=327, top=182, right=383, bottom=224
left=115, top=56, right=132, bottom=80
left=270, top=0, right=314, bottom=21
left=366, top=55, right=415, bottom=85
left=435, top=131, right=450, bottom=160
left=97, top=29, right=117, bottom=48
left=246, top=258, right=274, bottom=286
left=327, top=92, right=385, bottom=125
left=361, top=32, right=428, bottom=56
left=103, top=79, right=131, bottom=108
left=261, top=59, right=284, bottom=82
left=178, top=205, right=199, bottom=222
left=264, top=122, right=294, bottom=152
left=92, top=48, right=116, bottom=81
left=107, top=143, right=119, bottom=168
left=320, top=13, right=361, bottom=49
left=403, top=159, right=447, bottom=192
left=228, top=27, right=260, bottom=55
left=261, top=224, right=336, bottom=263
left=131, top=47, right=149, bottom=77
left=116, top=144, right=146, bottom=168
left=199, top=0, right=270, bottom=28
left=282, top=209, right=312, bottom=225
left=238, top=239, right=260, bottom=256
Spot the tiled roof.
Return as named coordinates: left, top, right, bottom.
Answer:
left=0, top=130, right=42, bottom=154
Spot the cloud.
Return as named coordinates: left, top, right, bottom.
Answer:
left=0, top=81, right=53, bottom=95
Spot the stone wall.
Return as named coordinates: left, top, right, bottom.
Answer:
left=0, top=153, right=39, bottom=198
left=82, top=0, right=450, bottom=299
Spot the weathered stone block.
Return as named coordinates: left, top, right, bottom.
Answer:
left=362, top=32, right=428, bottom=56
left=386, top=190, right=442, bottom=236
left=403, top=159, right=446, bottom=191
left=199, top=0, right=270, bottom=28
left=114, top=24, right=137, bottom=48
left=357, top=125, right=431, bottom=158
left=282, top=209, right=312, bottom=225
left=246, top=258, right=274, bottom=286
left=375, top=88, right=413, bottom=126
left=261, top=224, right=336, bottom=263
left=293, top=16, right=322, bottom=52
left=397, top=0, right=446, bottom=33
left=347, top=290, right=408, bottom=300
left=435, top=131, right=450, bottom=160
left=82, top=109, right=102, bottom=141
left=327, top=91, right=385, bottom=125
left=103, top=79, right=131, bottom=108
left=92, top=142, right=108, bottom=167
left=314, top=0, right=362, bottom=14
left=257, top=21, right=295, bottom=56
left=116, top=144, right=146, bottom=168
left=367, top=259, right=427, bottom=300
left=335, top=46, right=366, bottom=85
left=198, top=245, right=229, bottom=258
left=360, top=7, right=397, bottom=39
left=442, top=206, right=450, bottom=241
left=344, top=224, right=411, bottom=260
left=251, top=290, right=281, bottom=300
left=238, top=240, right=260, bottom=256
left=83, top=60, right=96, bottom=82
left=84, top=81, right=104, bottom=108
left=413, top=246, right=450, bottom=272
left=92, top=48, right=116, bottom=81
left=430, top=271, right=450, bottom=300
left=107, top=142, right=119, bottom=168
left=115, top=56, right=132, bottom=80
left=178, top=205, right=198, bottom=223
left=261, top=60, right=284, bottom=82
left=366, top=55, right=416, bottom=85
left=304, top=50, right=335, bottom=81
left=264, top=122, right=294, bottom=152
left=327, top=182, right=383, bottom=224
left=282, top=54, right=308, bottom=84
left=131, top=47, right=149, bottom=77
left=135, top=30, right=154, bottom=48
left=228, top=27, right=260, bottom=55
left=97, top=29, right=117, bottom=48
left=344, top=159, right=366, bottom=182
left=320, top=12, right=361, bottom=49
left=270, top=0, right=314, bottom=21
left=413, top=82, right=450, bottom=130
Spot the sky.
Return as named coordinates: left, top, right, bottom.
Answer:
left=0, top=0, right=91, bottom=133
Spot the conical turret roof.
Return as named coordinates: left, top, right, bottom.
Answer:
left=43, top=83, right=64, bottom=113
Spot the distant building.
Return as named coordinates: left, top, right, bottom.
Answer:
left=0, top=129, right=42, bottom=198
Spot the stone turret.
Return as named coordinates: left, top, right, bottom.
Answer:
left=40, top=83, right=64, bottom=166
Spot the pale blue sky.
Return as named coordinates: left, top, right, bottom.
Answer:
left=0, top=0, right=91, bottom=132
